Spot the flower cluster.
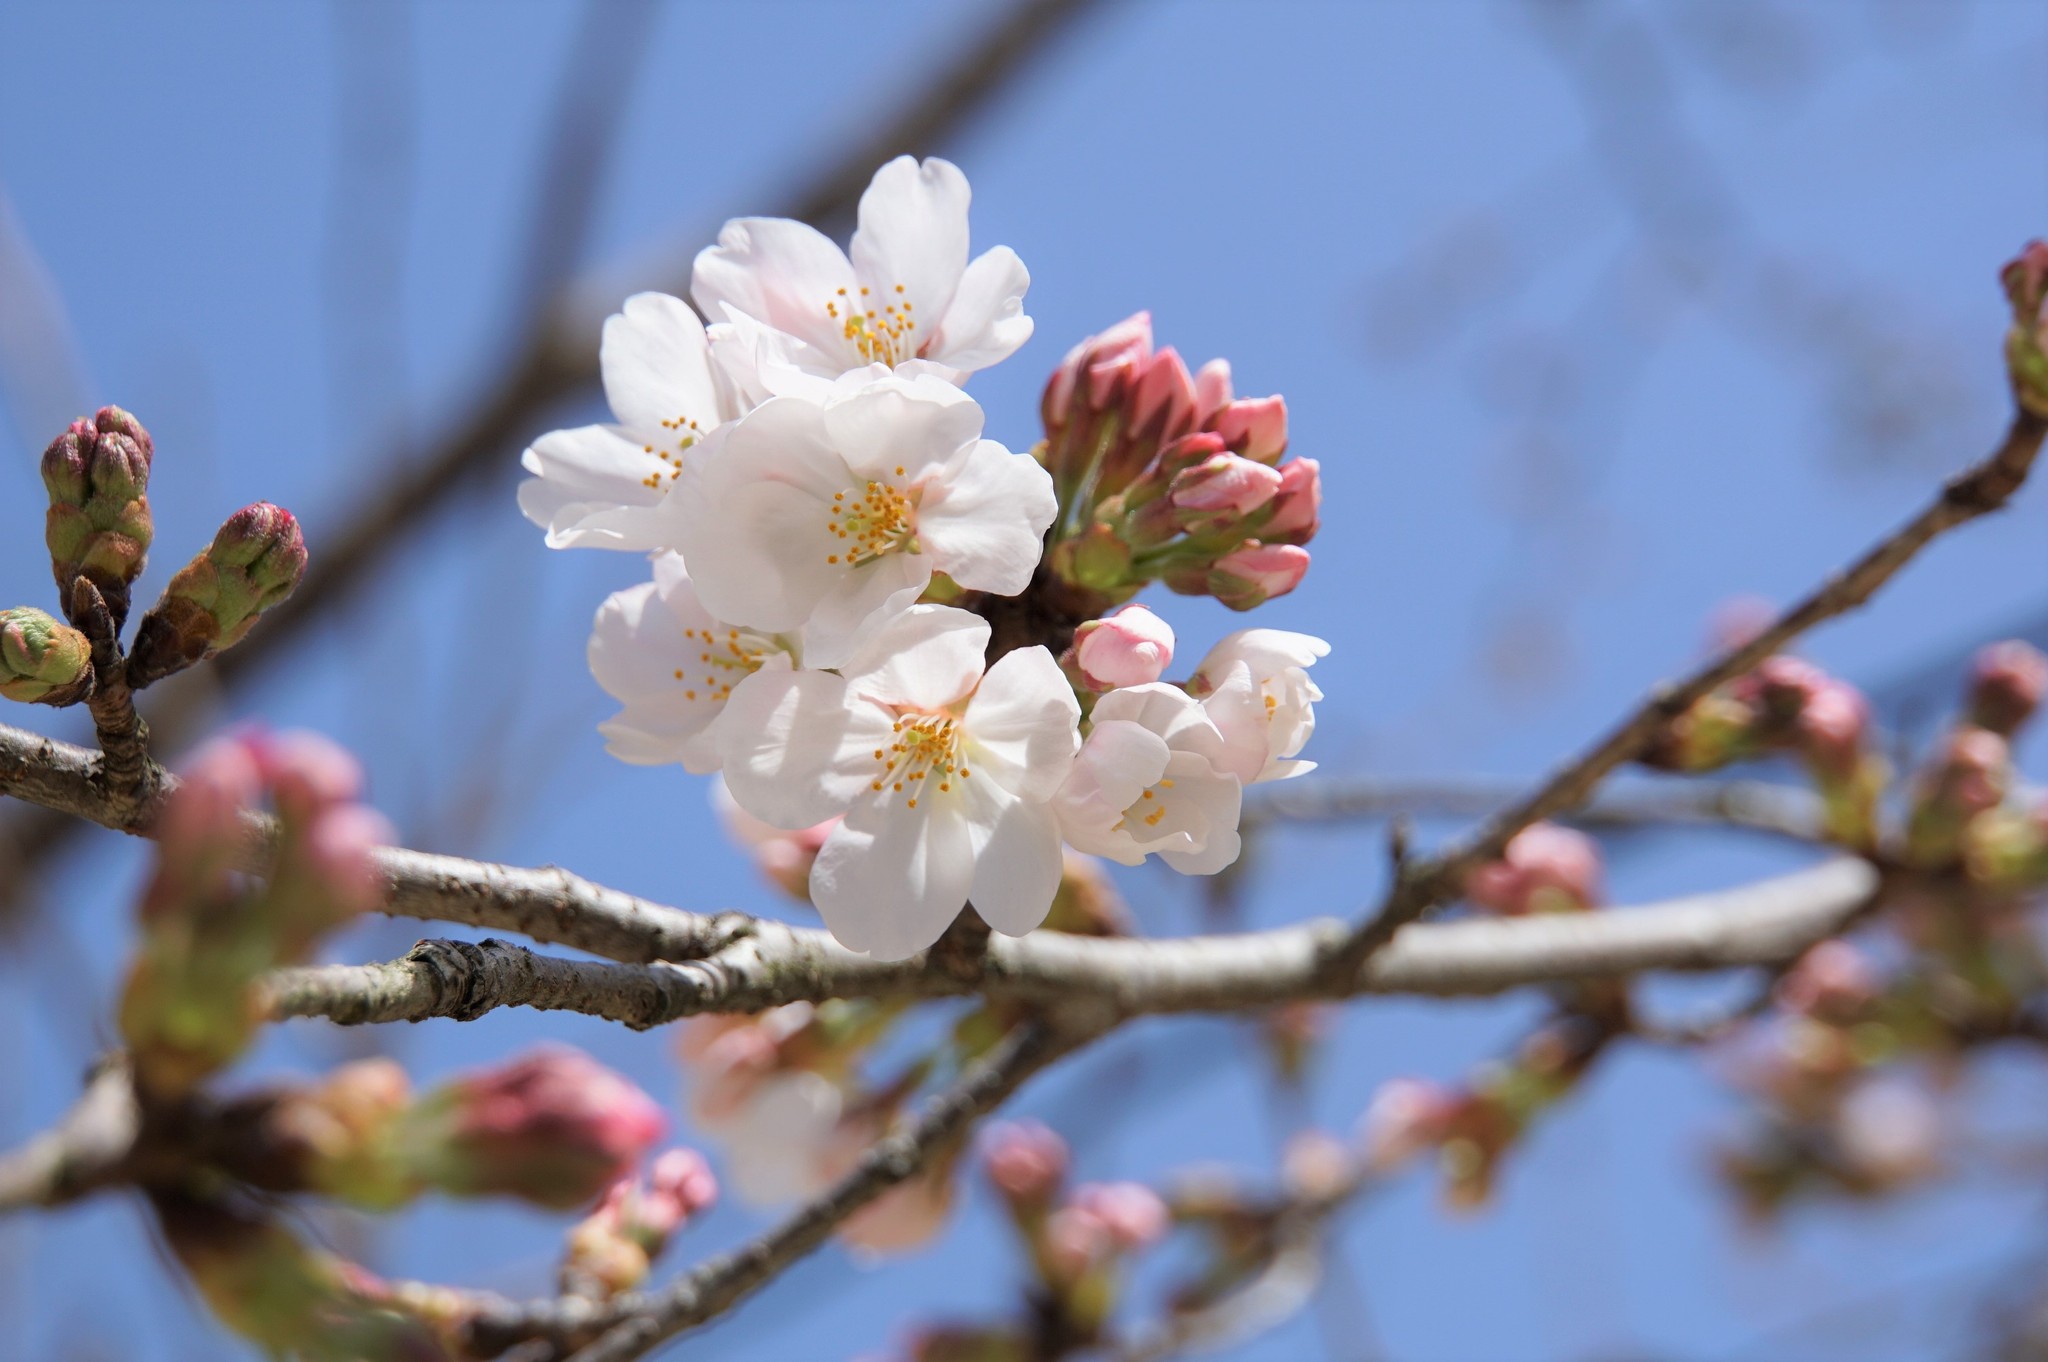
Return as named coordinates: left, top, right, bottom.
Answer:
left=525, top=157, right=1329, bottom=959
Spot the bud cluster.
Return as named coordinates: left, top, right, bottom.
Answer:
left=1464, top=822, right=1603, bottom=915
left=1039, top=313, right=1320, bottom=610
left=128, top=502, right=308, bottom=688
left=118, top=730, right=393, bottom=1097
left=561, top=1149, right=719, bottom=1298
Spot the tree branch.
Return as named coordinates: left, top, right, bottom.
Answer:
left=0, top=1058, right=139, bottom=1215
left=261, top=860, right=1881, bottom=1030
left=1325, top=406, right=2048, bottom=977
left=458, top=1019, right=1084, bottom=1360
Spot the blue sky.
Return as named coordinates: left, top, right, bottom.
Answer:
left=2, top=2, right=2046, bottom=1358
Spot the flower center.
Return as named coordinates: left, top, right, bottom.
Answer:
left=1112, top=777, right=1177, bottom=833
left=868, top=713, right=969, bottom=811
left=824, top=474, right=919, bottom=567
left=637, top=414, right=704, bottom=491
left=670, top=626, right=782, bottom=703
left=824, top=283, right=918, bottom=366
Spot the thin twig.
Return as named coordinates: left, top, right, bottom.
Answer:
left=0, top=1058, right=139, bottom=1215
left=69, top=576, right=153, bottom=816
left=1324, top=408, right=2048, bottom=980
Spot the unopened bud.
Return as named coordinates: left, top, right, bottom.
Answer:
left=1048, top=520, right=1134, bottom=593
left=1069, top=1181, right=1168, bottom=1251
left=1465, top=823, right=1603, bottom=915
left=1774, top=941, right=1879, bottom=1023
left=1070, top=605, right=1175, bottom=690
left=982, top=1120, right=1069, bottom=1207
left=0, top=606, right=94, bottom=706
left=1908, top=726, right=2012, bottom=868
left=1167, top=453, right=1283, bottom=529
left=128, top=503, right=308, bottom=688
left=561, top=1148, right=718, bottom=1297
left=1206, top=541, right=1309, bottom=610
left=1209, top=394, right=1288, bottom=463
left=1261, top=458, right=1322, bottom=544
left=398, top=1045, right=666, bottom=1210
left=2003, top=240, right=2048, bottom=418
left=42, top=406, right=155, bottom=628
left=1358, top=1077, right=1455, bottom=1173
left=1969, top=640, right=2048, bottom=737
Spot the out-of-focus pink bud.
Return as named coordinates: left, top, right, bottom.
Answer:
left=1070, top=1181, right=1168, bottom=1251
left=1208, top=395, right=1288, bottom=464
left=1070, top=605, right=1175, bottom=691
left=1192, top=357, right=1233, bottom=419
left=1207, top=542, right=1309, bottom=610
left=1282, top=1129, right=1356, bottom=1202
left=1042, top=1204, right=1113, bottom=1282
left=1465, top=823, right=1603, bottom=915
left=1969, top=640, right=2048, bottom=738
left=1794, top=679, right=1870, bottom=779
left=2004, top=240, right=2048, bottom=418
left=1358, top=1077, right=1454, bottom=1172
left=982, top=1120, right=1069, bottom=1206
left=1168, top=453, right=1283, bottom=521
left=1834, top=1078, right=1941, bottom=1187
left=1931, top=727, right=2011, bottom=820
left=840, top=1159, right=957, bottom=1257
left=561, top=1147, right=719, bottom=1296
left=1775, top=941, right=1879, bottom=1022
left=1261, top=458, right=1322, bottom=544
left=405, top=1045, right=666, bottom=1210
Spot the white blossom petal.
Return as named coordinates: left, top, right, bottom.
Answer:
left=838, top=605, right=990, bottom=712
left=811, top=796, right=976, bottom=961
left=962, top=645, right=1081, bottom=802
left=517, top=424, right=676, bottom=551
left=691, top=216, right=859, bottom=362
left=916, top=439, right=1057, bottom=597
left=926, top=245, right=1033, bottom=372
left=602, top=292, right=728, bottom=437
left=718, top=667, right=893, bottom=830
left=965, top=783, right=1065, bottom=938
left=850, top=155, right=971, bottom=334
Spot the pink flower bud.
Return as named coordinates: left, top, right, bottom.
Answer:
left=1168, top=453, right=1283, bottom=518
left=1931, top=727, right=2011, bottom=820
left=1207, top=542, right=1309, bottom=610
left=1465, top=823, right=1602, bottom=915
left=1130, top=346, right=1199, bottom=442
left=1192, top=357, right=1233, bottom=419
left=1775, top=941, right=1878, bottom=1022
left=1044, top=313, right=1154, bottom=429
left=1070, top=1181, right=1168, bottom=1250
left=2004, top=239, right=2048, bottom=323
left=1208, top=394, right=1288, bottom=463
left=1794, top=679, right=1870, bottom=778
left=635, top=1148, right=720, bottom=1235
left=1071, top=605, right=1175, bottom=690
left=410, top=1045, right=666, bottom=1210
left=1358, top=1077, right=1454, bottom=1172
left=1970, top=640, right=2048, bottom=737
left=1281, top=1130, right=1355, bottom=1202
left=982, top=1120, right=1069, bottom=1205
left=1043, top=1204, right=1113, bottom=1281
left=1261, top=458, right=1322, bottom=544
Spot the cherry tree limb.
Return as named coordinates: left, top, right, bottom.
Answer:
left=0, top=1058, right=139, bottom=1215
left=1324, top=406, right=2048, bottom=977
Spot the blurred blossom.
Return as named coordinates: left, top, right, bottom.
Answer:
left=1282, top=1129, right=1356, bottom=1202
left=1358, top=1077, right=1455, bottom=1172
left=1834, top=1078, right=1942, bottom=1186
left=982, top=1120, right=1069, bottom=1207
left=562, top=1149, right=718, bottom=1298
left=711, top=779, right=838, bottom=902
left=1969, top=640, right=2048, bottom=738
left=1775, top=941, right=1880, bottom=1023
left=1070, top=1181, right=1169, bottom=1250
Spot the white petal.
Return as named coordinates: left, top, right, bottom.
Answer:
left=1197, top=662, right=1272, bottom=786
left=602, top=292, right=728, bottom=436
left=963, top=645, right=1080, bottom=802
left=819, top=374, right=984, bottom=484
left=1090, top=683, right=1228, bottom=766
left=1152, top=755, right=1244, bottom=875
left=838, top=604, right=990, bottom=711
left=718, top=1072, right=842, bottom=1205
left=811, top=796, right=975, bottom=960
left=916, top=440, right=1056, bottom=596
left=691, top=216, right=860, bottom=361
left=796, top=553, right=931, bottom=671
left=518, top=424, right=675, bottom=551
left=1195, top=629, right=1331, bottom=682
left=965, top=783, right=1064, bottom=938
left=718, top=668, right=891, bottom=829
left=926, top=245, right=1032, bottom=372
left=850, top=156, right=971, bottom=334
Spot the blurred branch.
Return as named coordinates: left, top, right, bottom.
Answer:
left=460, top=1019, right=1082, bottom=1360
left=1247, top=775, right=1824, bottom=842
left=1326, top=406, right=2048, bottom=978
left=0, top=0, right=1111, bottom=915
left=0, top=1058, right=138, bottom=1216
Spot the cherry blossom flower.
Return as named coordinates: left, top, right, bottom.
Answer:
left=1055, top=682, right=1243, bottom=875
left=670, top=373, right=1055, bottom=667
left=519, top=293, right=739, bottom=551
left=693, top=155, right=1031, bottom=392
left=718, top=605, right=1081, bottom=960
left=1186, top=629, right=1329, bottom=783
left=587, top=553, right=802, bottom=774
